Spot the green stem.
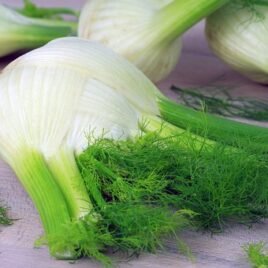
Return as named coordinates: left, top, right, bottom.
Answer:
left=46, top=147, right=94, bottom=220
left=18, top=23, right=74, bottom=47
left=155, top=0, right=230, bottom=43
left=143, top=115, right=216, bottom=149
left=14, top=0, right=78, bottom=34
left=0, top=21, right=75, bottom=57
left=159, top=97, right=268, bottom=151
left=10, top=148, right=73, bottom=258
left=32, top=17, right=77, bottom=35
left=0, top=5, right=76, bottom=57
left=17, top=6, right=79, bottom=19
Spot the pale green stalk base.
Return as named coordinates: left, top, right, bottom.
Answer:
left=9, top=148, right=74, bottom=259
left=155, top=0, right=230, bottom=43
left=47, top=147, right=94, bottom=220
left=15, top=22, right=74, bottom=47
left=144, top=115, right=216, bottom=150
left=33, top=18, right=77, bottom=35
left=0, top=205, right=12, bottom=225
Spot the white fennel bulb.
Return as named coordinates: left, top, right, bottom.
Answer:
left=206, top=3, right=268, bottom=84
left=0, top=38, right=163, bottom=257
left=78, top=0, right=229, bottom=82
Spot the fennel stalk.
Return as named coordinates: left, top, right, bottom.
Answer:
left=0, top=4, right=77, bottom=57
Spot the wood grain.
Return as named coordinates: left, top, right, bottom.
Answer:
left=0, top=7, right=267, bottom=267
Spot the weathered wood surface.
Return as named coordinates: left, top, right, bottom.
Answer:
left=0, top=1, right=268, bottom=266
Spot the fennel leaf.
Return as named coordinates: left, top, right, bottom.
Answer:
left=171, top=86, right=268, bottom=122
left=0, top=205, right=12, bottom=225
left=78, top=131, right=268, bottom=232
left=244, top=242, right=268, bottom=268
left=16, top=0, right=79, bottom=20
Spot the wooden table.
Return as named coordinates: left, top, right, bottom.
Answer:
left=0, top=1, right=267, bottom=266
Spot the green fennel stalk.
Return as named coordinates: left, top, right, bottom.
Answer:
left=16, top=0, right=79, bottom=19
left=0, top=4, right=77, bottom=57
left=46, top=147, right=93, bottom=219
left=9, top=148, right=75, bottom=258
left=155, top=0, right=229, bottom=43
left=159, top=98, right=268, bottom=152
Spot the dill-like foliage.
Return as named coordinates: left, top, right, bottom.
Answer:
left=41, top=130, right=268, bottom=265
left=244, top=242, right=268, bottom=267
left=73, top=134, right=194, bottom=264
left=171, top=86, right=268, bottom=122
left=17, top=0, right=78, bottom=19
left=0, top=205, right=12, bottom=225
left=44, top=207, right=191, bottom=266
left=78, top=132, right=268, bottom=231
left=232, top=0, right=268, bottom=20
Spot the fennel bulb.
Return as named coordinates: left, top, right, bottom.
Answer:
left=206, top=2, right=268, bottom=83
left=0, top=4, right=76, bottom=57
left=78, top=0, right=229, bottom=83
left=0, top=37, right=267, bottom=259
left=0, top=37, right=155, bottom=257
left=0, top=37, right=144, bottom=214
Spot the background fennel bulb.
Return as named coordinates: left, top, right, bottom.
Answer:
left=78, top=0, right=229, bottom=83
left=206, top=3, right=268, bottom=84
